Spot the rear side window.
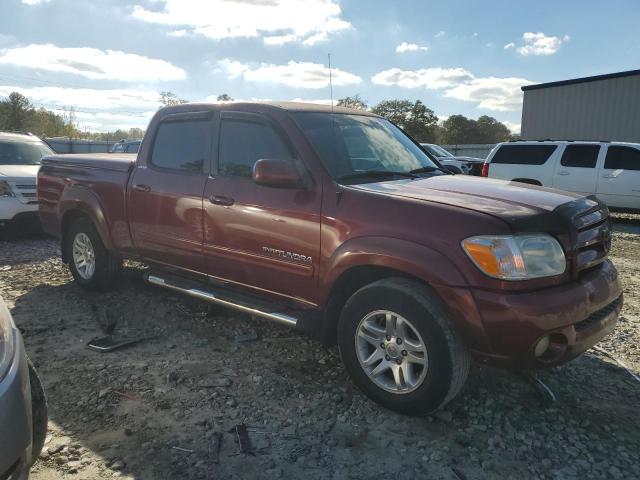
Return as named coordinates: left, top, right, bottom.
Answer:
left=218, top=118, right=292, bottom=177
left=604, top=146, right=640, bottom=171
left=151, top=120, right=211, bottom=173
left=491, top=145, right=557, bottom=165
left=560, top=145, right=600, bottom=168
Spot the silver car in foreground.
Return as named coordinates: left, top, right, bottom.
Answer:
left=0, top=297, right=47, bottom=479
left=420, top=143, right=485, bottom=175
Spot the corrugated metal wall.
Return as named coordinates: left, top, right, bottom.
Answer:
left=521, top=75, right=640, bottom=142
left=442, top=144, right=495, bottom=159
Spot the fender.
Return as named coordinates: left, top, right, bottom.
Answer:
left=320, top=236, right=468, bottom=306
left=58, top=184, right=115, bottom=253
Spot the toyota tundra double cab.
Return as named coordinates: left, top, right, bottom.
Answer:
left=37, top=102, right=623, bottom=414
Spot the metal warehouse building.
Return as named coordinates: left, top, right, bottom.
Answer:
left=520, top=69, right=640, bottom=142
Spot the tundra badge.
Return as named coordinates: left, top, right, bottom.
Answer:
left=262, top=246, right=312, bottom=264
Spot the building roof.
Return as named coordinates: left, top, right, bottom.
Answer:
left=521, top=69, right=640, bottom=92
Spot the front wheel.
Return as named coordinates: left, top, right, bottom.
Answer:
left=337, top=278, right=470, bottom=415
left=64, top=217, right=121, bottom=290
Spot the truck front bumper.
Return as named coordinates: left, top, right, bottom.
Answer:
left=0, top=197, right=38, bottom=224
left=441, top=260, right=623, bottom=369
left=0, top=330, right=33, bottom=480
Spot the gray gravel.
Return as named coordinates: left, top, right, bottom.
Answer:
left=0, top=217, right=639, bottom=480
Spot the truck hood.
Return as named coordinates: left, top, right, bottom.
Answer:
left=350, top=174, right=585, bottom=222
left=0, top=164, right=39, bottom=179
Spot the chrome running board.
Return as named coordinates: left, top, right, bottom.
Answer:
left=145, top=274, right=298, bottom=328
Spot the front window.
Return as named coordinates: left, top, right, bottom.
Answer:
left=0, top=140, right=53, bottom=165
left=422, top=144, right=453, bottom=158
left=292, top=113, right=440, bottom=182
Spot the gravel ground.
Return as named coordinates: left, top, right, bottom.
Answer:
left=0, top=215, right=639, bottom=480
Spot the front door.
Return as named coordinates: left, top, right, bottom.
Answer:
left=552, top=144, right=600, bottom=195
left=203, top=111, right=321, bottom=305
left=597, top=145, right=640, bottom=210
left=128, top=112, right=213, bottom=272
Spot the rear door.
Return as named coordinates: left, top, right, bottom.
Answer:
left=487, top=144, right=557, bottom=185
left=202, top=111, right=321, bottom=305
left=596, top=145, right=640, bottom=209
left=552, top=144, right=600, bottom=195
left=128, top=111, right=213, bottom=271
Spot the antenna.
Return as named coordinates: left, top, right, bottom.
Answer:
left=328, top=53, right=334, bottom=112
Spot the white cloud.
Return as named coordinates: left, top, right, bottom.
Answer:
left=396, top=42, right=429, bottom=53
left=435, top=30, right=446, bottom=38
left=264, top=34, right=298, bottom=46
left=0, top=44, right=186, bottom=82
left=302, top=32, right=329, bottom=46
left=290, top=98, right=336, bottom=106
left=516, top=32, right=569, bottom=56
left=371, top=67, right=533, bottom=112
left=372, top=67, right=474, bottom=89
left=168, top=29, right=188, bottom=37
left=444, top=76, right=533, bottom=111
left=132, top=0, right=350, bottom=45
left=218, top=59, right=361, bottom=89
left=0, top=84, right=161, bottom=131
left=21, top=0, right=50, bottom=4
left=503, top=42, right=515, bottom=49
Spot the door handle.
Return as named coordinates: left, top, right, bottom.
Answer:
left=557, top=171, right=570, bottom=176
left=133, top=184, right=151, bottom=193
left=209, top=195, right=235, bottom=206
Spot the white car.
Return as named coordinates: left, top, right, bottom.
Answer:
left=483, top=140, right=640, bottom=211
left=420, top=143, right=484, bottom=175
left=0, top=132, right=54, bottom=227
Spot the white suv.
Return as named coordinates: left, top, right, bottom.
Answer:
left=483, top=141, right=640, bottom=211
left=0, top=132, right=54, bottom=227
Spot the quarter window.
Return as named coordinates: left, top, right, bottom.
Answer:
left=604, top=146, right=640, bottom=171
left=218, top=118, right=293, bottom=177
left=151, top=120, right=211, bottom=173
left=491, top=145, right=557, bottom=165
left=560, top=145, right=600, bottom=168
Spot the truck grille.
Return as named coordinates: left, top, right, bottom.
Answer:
left=8, top=181, right=37, bottom=204
left=573, top=206, right=611, bottom=272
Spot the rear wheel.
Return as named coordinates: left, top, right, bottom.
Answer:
left=64, top=217, right=121, bottom=290
left=338, top=277, right=470, bottom=415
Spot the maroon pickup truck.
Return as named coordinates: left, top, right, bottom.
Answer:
left=37, top=102, right=622, bottom=414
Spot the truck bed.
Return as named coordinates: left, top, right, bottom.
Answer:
left=40, top=153, right=136, bottom=172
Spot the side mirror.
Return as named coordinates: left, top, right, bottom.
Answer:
left=252, top=159, right=302, bottom=188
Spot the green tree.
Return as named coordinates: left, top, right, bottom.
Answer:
left=159, top=91, right=187, bottom=107
left=1, top=92, right=33, bottom=131
left=336, top=95, right=368, bottom=110
left=216, top=94, right=233, bottom=101
left=371, top=99, right=439, bottom=142
left=441, top=114, right=513, bottom=144
left=475, top=115, right=511, bottom=143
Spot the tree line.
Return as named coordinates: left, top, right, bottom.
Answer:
left=337, top=95, right=517, bottom=144
left=0, top=91, right=516, bottom=144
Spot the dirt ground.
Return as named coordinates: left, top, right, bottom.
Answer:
left=1, top=215, right=639, bottom=480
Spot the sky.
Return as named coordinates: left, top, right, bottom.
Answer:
left=0, top=0, right=638, bottom=133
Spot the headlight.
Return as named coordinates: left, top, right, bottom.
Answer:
left=0, top=181, right=15, bottom=197
left=0, top=300, right=16, bottom=381
left=462, top=234, right=566, bottom=280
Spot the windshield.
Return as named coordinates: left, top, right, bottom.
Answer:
left=422, top=143, right=453, bottom=158
left=292, top=113, right=439, bottom=182
left=0, top=140, right=53, bottom=165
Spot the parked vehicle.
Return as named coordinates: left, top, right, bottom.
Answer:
left=109, top=139, right=142, bottom=154
left=0, top=297, right=48, bottom=479
left=420, top=143, right=484, bottom=175
left=0, top=131, right=53, bottom=228
left=483, top=140, right=640, bottom=211
left=38, top=102, right=622, bottom=414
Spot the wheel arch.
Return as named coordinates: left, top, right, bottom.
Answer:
left=318, top=237, right=468, bottom=345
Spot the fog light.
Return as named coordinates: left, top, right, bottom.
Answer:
left=534, top=336, right=551, bottom=358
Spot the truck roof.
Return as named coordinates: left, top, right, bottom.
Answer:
left=159, top=101, right=379, bottom=117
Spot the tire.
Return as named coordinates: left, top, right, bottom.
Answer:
left=64, top=217, right=121, bottom=290
left=337, top=277, right=470, bottom=415
left=28, top=358, right=48, bottom=465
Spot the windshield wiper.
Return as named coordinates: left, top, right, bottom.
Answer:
left=338, top=170, right=419, bottom=182
left=409, top=165, right=451, bottom=175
